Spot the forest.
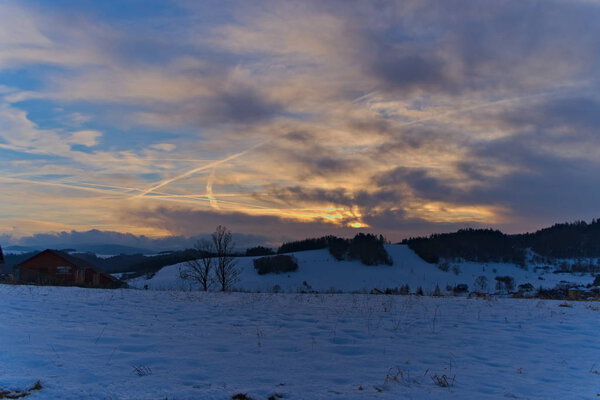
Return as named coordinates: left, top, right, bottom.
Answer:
left=403, top=219, right=600, bottom=264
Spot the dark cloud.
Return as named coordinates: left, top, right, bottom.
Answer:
left=363, top=210, right=486, bottom=237
left=283, top=130, right=316, bottom=144
left=368, top=50, right=450, bottom=93
left=148, top=83, right=285, bottom=127
left=501, top=97, right=600, bottom=134
left=332, top=0, right=600, bottom=95
left=267, top=186, right=356, bottom=207
left=260, top=140, right=359, bottom=179
left=264, top=185, right=400, bottom=210
left=119, top=206, right=363, bottom=243
left=400, top=139, right=600, bottom=233
left=206, top=85, right=284, bottom=124
left=377, top=167, right=457, bottom=201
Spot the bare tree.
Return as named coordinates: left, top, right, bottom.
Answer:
left=212, top=225, right=239, bottom=292
left=180, top=239, right=214, bottom=291
left=473, top=275, right=488, bottom=292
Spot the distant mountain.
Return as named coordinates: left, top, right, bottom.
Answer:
left=5, top=244, right=151, bottom=255
left=2, top=248, right=201, bottom=275
left=69, top=244, right=152, bottom=255
left=5, top=245, right=42, bottom=253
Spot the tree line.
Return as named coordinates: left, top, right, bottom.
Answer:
left=275, top=233, right=392, bottom=266
left=403, top=218, right=600, bottom=264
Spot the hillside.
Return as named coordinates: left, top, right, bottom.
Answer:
left=126, top=244, right=594, bottom=293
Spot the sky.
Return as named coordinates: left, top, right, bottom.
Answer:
left=2, top=0, right=600, bottom=248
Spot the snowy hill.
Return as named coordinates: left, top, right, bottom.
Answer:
left=127, top=244, right=594, bottom=293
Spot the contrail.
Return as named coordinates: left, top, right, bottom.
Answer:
left=132, top=141, right=264, bottom=199
left=396, top=90, right=559, bottom=129
left=0, top=176, right=133, bottom=196
left=206, top=168, right=220, bottom=210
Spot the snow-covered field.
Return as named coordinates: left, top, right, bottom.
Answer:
left=128, top=245, right=594, bottom=293
left=1, top=285, right=599, bottom=399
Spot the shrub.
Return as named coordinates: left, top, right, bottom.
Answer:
left=253, top=255, right=299, bottom=275
left=518, top=283, right=535, bottom=292
left=495, top=276, right=515, bottom=292
left=453, top=284, right=469, bottom=294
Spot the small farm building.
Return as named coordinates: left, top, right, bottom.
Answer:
left=16, top=249, right=123, bottom=288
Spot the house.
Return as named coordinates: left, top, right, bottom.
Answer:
left=15, top=249, right=124, bottom=289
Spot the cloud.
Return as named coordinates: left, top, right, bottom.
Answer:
left=69, top=130, right=102, bottom=147
left=2, top=0, right=600, bottom=242
left=150, top=143, right=176, bottom=152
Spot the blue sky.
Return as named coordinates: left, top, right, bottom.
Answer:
left=2, top=0, right=600, bottom=247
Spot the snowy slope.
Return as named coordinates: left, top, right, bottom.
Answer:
left=0, top=285, right=599, bottom=399
left=127, top=244, right=594, bottom=293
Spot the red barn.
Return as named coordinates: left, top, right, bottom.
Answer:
left=16, top=249, right=123, bottom=289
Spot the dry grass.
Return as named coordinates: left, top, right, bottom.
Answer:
left=132, top=365, right=152, bottom=376
left=430, top=373, right=455, bottom=387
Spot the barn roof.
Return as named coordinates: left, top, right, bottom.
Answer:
left=16, top=249, right=118, bottom=282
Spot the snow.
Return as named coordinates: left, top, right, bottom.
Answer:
left=128, top=245, right=595, bottom=293
left=1, top=285, right=599, bottom=399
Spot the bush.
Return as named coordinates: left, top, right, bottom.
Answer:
left=453, top=284, right=469, bottom=294
left=253, top=255, right=299, bottom=275
left=495, top=276, right=515, bottom=292
left=518, top=283, right=535, bottom=292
